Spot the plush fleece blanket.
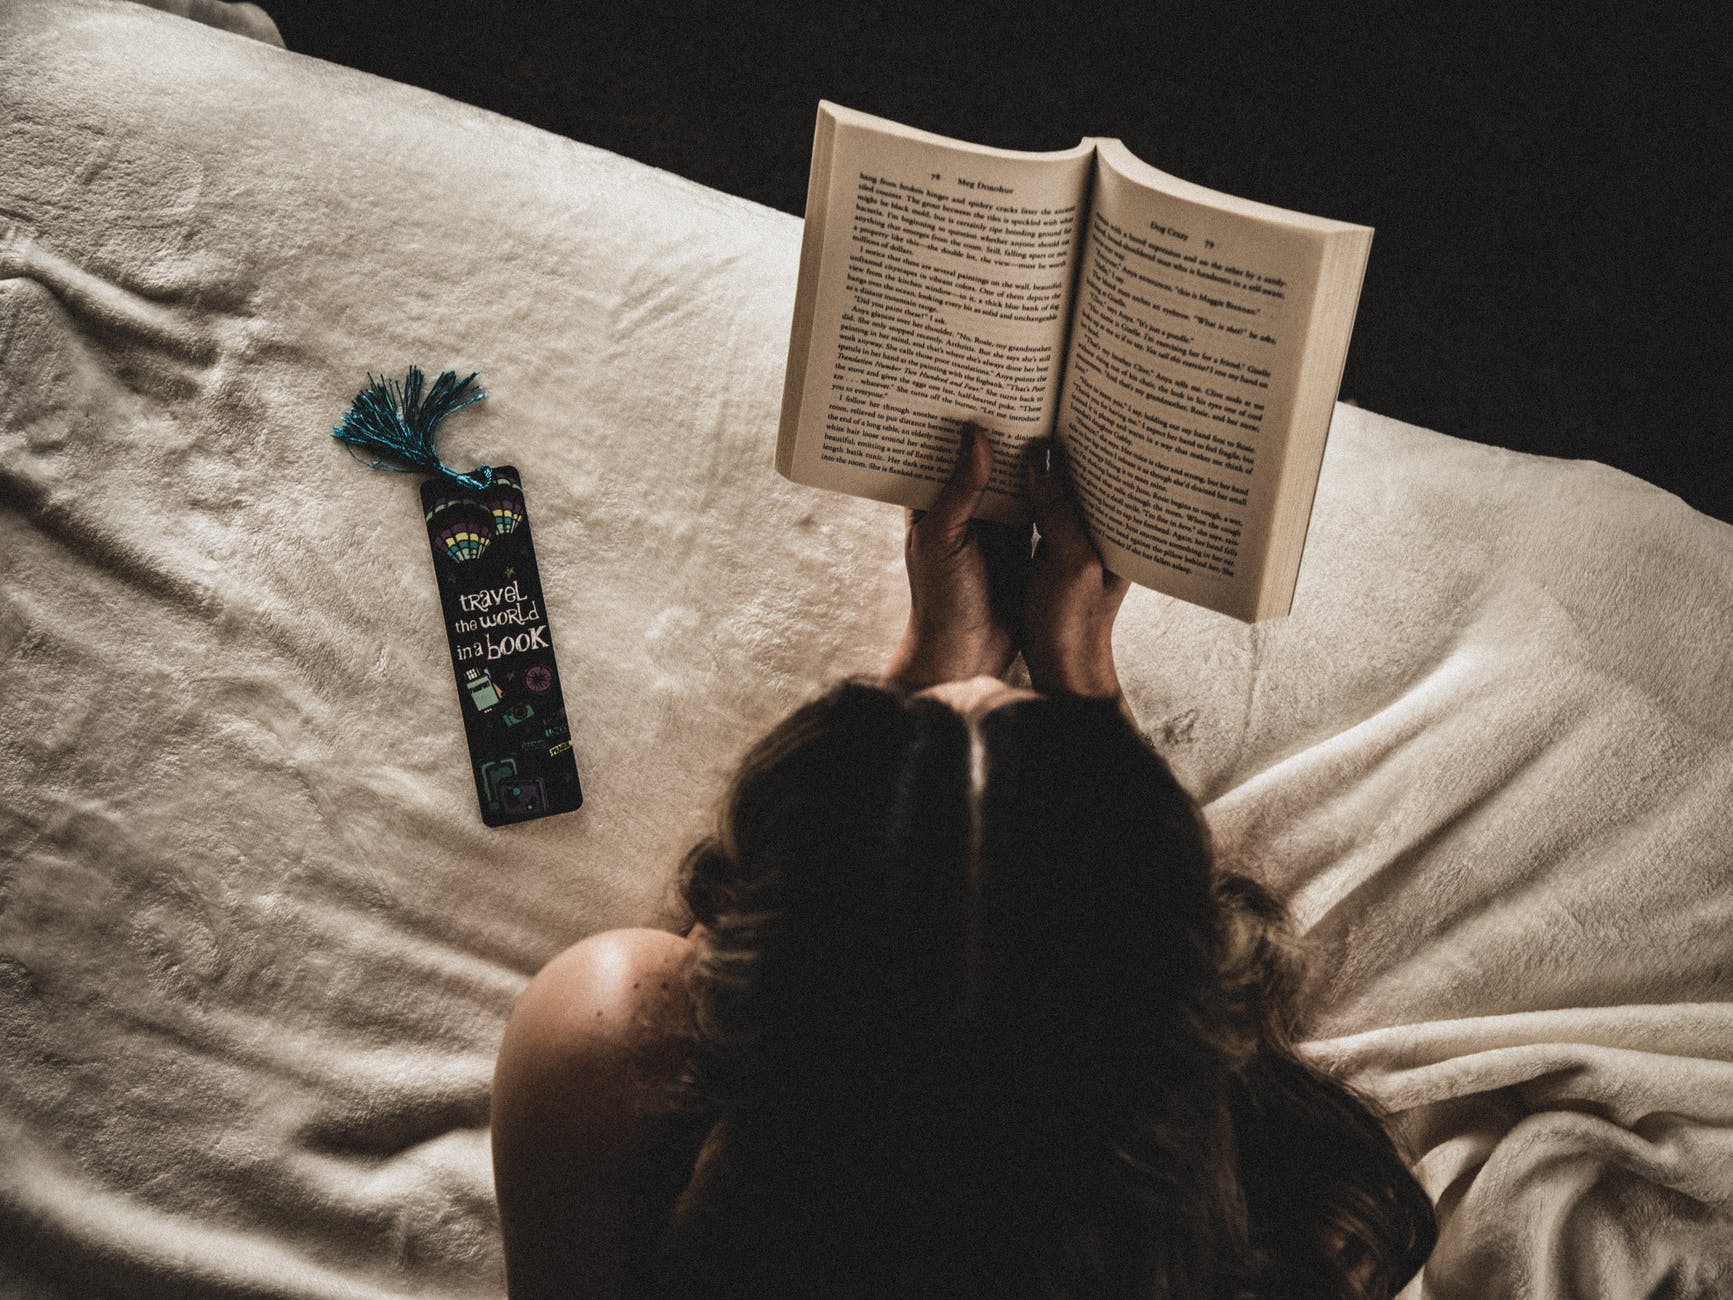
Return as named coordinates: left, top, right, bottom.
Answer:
left=2, top=1, right=1731, bottom=1295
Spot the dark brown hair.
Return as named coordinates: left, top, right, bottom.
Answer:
left=648, top=680, right=1433, bottom=1298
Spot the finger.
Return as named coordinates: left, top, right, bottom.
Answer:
left=1023, top=440, right=1092, bottom=560
left=975, top=518, right=1032, bottom=562
left=922, top=423, right=994, bottom=544
left=977, top=520, right=1030, bottom=612
left=976, top=516, right=1031, bottom=584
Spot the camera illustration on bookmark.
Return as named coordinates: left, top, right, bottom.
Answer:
left=422, top=467, right=582, bottom=825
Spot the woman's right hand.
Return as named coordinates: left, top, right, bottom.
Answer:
left=1021, top=439, right=1130, bottom=700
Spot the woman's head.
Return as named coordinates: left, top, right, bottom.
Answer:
left=663, top=679, right=1433, bottom=1298
left=680, top=677, right=1221, bottom=1114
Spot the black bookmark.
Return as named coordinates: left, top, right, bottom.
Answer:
left=333, top=368, right=583, bottom=826
left=421, top=467, right=582, bottom=824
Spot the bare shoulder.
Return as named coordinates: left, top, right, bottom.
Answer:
left=492, top=928, right=696, bottom=1299
left=497, top=927, right=693, bottom=1100
left=518, top=927, right=691, bottom=1039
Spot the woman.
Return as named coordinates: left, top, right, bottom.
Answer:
left=491, top=428, right=1436, bottom=1297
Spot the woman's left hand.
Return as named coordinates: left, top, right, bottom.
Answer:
left=882, top=424, right=1031, bottom=689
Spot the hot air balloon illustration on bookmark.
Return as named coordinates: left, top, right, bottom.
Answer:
left=333, top=369, right=583, bottom=826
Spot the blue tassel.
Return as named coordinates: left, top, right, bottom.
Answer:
left=332, top=367, right=493, bottom=490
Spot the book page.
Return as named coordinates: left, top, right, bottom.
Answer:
left=1055, top=142, right=1334, bottom=617
left=783, top=104, right=1094, bottom=522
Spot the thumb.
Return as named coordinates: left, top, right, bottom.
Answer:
left=923, top=423, right=994, bottom=544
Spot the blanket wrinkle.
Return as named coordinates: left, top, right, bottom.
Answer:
left=282, top=885, right=533, bottom=991
left=1232, top=637, right=1464, bottom=801
left=603, top=254, right=726, bottom=350
left=0, top=475, right=225, bottom=616
left=1233, top=619, right=1266, bottom=771
left=2, top=229, right=231, bottom=370
left=181, top=1001, right=497, bottom=1099
left=2, top=1124, right=462, bottom=1300
left=0, top=120, right=209, bottom=253
left=1299, top=713, right=1569, bottom=942
left=297, top=1077, right=493, bottom=1163
left=116, top=0, right=283, bottom=47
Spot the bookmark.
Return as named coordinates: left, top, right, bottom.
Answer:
left=333, top=368, right=583, bottom=826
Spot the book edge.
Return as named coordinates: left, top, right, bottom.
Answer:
left=1253, top=225, right=1375, bottom=620
left=776, top=104, right=839, bottom=479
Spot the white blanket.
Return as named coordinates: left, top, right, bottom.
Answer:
left=2, top=2, right=1731, bottom=1295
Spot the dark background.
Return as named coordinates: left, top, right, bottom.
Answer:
left=266, top=1, right=1731, bottom=523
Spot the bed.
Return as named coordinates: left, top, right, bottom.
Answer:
left=3, top=1, right=1731, bottom=1295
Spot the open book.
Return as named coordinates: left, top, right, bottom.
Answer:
left=777, top=102, right=1373, bottom=621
